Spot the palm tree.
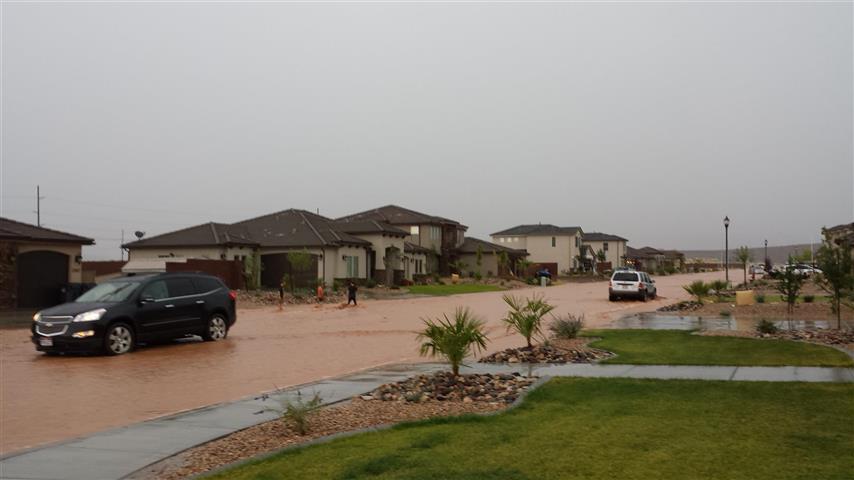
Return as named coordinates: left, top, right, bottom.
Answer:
left=417, top=307, right=489, bottom=376
left=515, top=258, right=532, bottom=278
left=736, top=246, right=752, bottom=285
left=709, top=279, right=729, bottom=302
left=501, top=294, right=555, bottom=348
left=683, top=280, right=711, bottom=304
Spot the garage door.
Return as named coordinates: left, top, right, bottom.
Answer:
left=17, top=251, right=69, bottom=308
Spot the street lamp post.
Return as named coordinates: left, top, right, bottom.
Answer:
left=764, top=239, right=768, bottom=270
left=724, top=216, right=730, bottom=284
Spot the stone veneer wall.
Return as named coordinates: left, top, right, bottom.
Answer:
left=0, top=242, right=18, bottom=309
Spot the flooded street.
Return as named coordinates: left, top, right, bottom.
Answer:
left=0, top=271, right=726, bottom=454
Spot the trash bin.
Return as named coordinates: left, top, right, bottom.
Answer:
left=540, top=276, right=548, bottom=287
left=451, top=274, right=460, bottom=284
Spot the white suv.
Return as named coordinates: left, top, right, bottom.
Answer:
left=609, top=270, right=657, bottom=301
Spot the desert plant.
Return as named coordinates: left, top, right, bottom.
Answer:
left=549, top=313, right=584, bottom=339
left=596, top=249, right=607, bottom=262
left=497, top=251, right=510, bottom=275
left=260, top=390, right=323, bottom=435
left=449, top=260, right=469, bottom=275
left=776, top=261, right=804, bottom=316
left=756, top=319, right=778, bottom=335
left=719, top=310, right=731, bottom=317
left=417, top=307, right=488, bottom=376
left=473, top=271, right=483, bottom=281
left=475, top=245, right=484, bottom=269
left=815, top=240, right=854, bottom=329
left=683, top=280, right=711, bottom=305
left=756, top=294, right=766, bottom=303
left=515, top=258, right=532, bottom=278
left=502, top=294, right=555, bottom=347
left=709, top=279, right=730, bottom=302
left=802, top=294, right=815, bottom=303
left=243, top=251, right=262, bottom=290
left=736, top=246, right=752, bottom=285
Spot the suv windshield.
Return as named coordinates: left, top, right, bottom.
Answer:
left=613, top=272, right=639, bottom=282
left=75, top=281, right=141, bottom=303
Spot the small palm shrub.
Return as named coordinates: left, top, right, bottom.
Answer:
left=417, top=307, right=489, bottom=376
left=756, top=319, right=778, bottom=334
left=683, top=280, right=711, bottom=305
left=549, top=314, right=584, bottom=339
left=502, top=294, right=556, bottom=347
left=802, top=294, right=815, bottom=303
left=709, top=280, right=729, bottom=302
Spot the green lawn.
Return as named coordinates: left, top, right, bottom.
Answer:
left=207, top=378, right=854, bottom=480
left=406, top=284, right=504, bottom=296
left=583, top=329, right=853, bottom=367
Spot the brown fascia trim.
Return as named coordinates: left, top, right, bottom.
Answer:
left=5, top=237, right=95, bottom=246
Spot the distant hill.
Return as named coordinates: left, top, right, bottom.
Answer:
left=680, top=244, right=816, bottom=265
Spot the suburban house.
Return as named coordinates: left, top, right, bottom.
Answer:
left=0, top=217, right=94, bottom=308
left=336, top=205, right=467, bottom=275
left=123, top=209, right=421, bottom=287
left=491, top=224, right=584, bottom=275
left=582, top=232, right=628, bottom=271
left=456, top=237, right=528, bottom=277
left=625, top=246, right=685, bottom=272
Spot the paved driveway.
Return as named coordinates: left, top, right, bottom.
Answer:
left=0, top=271, right=726, bottom=454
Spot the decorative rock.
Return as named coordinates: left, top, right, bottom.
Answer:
left=479, top=344, right=615, bottom=364
left=359, top=371, right=536, bottom=404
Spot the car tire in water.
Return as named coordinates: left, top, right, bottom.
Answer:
left=203, top=313, right=228, bottom=342
left=104, top=323, right=134, bottom=356
left=641, top=291, right=648, bottom=302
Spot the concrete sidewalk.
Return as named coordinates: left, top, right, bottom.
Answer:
left=2, top=362, right=853, bottom=480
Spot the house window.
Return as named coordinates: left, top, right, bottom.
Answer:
left=345, top=256, right=359, bottom=278
left=575, top=236, right=579, bottom=247
left=604, top=242, right=609, bottom=252
left=499, top=238, right=505, bottom=243
left=415, top=259, right=423, bottom=274
left=410, top=226, right=419, bottom=235
left=552, top=237, right=556, bottom=247
left=514, top=237, right=519, bottom=243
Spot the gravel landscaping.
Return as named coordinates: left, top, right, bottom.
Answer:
left=479, top=337, right=615, bottom=364
left=700, top=328, right=854, bottom=350
left=361, top=371, right=536, bottom=403
left=132, top=395, right=507, bottom=480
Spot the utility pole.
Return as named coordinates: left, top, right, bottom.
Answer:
left=36, top=185, right=45, bottom=226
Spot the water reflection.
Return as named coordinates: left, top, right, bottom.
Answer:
left=614, top=313, right=830, bottom=331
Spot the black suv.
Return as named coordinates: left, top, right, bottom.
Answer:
left=31, top=272, right=236, bottom=355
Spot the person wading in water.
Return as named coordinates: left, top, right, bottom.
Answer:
left=347, top=281, right=358, bottom=306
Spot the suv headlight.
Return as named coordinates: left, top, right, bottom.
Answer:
left=73, top=308, right=107, bottom=322
left=33, top=312, right=41, bottom=322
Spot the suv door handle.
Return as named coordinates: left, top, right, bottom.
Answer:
left=164, top=304, right=175, bottom=309
left=195, top=300, right=205, bottom=304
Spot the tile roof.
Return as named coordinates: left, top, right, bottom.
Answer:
left=491, top=224, right=582, bottom=236
left=404, top=242, right=434, bottom=255
left=124, top=210, right=373, bottom=249
left=122, top=222, right=257, bottom=249
left=0, top=217, right=94, bottom=244
left=458, top=237, right=528, bottom=255
left=583, top=232, right=628, bottom=242
left=337, top=205, right=465, bottom=228
left=335, top=220, right=409, bottom=236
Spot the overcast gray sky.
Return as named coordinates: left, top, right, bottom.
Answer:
left=1, top=1, right=852, bottom=260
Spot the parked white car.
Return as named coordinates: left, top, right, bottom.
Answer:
left=609, top=270, right=657, bottom=302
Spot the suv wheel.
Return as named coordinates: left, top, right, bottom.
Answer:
left=105, top=323, right=134, bottom=356
left=203, top=314, right=228, bottom=341
left=641, top=290, right=648, bottom=302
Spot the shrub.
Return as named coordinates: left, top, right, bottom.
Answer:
left=719, top=310, right=731, bottom=317
left=683, top=280, right=711, bottom=304
left=803, top=294, right=815, bottom=303
left=756, top=294, right=766, bottom=303
left=756, top=319, right=778, bottom=334
left=474, top=272, right=483, bottom=281
left=260, top=391, right=323, bottom=436
left=502, top=294, right=555, bottom=347
left=417, top=307, right=489, bottom=376
left=365, top=279, right=378, bottom=289
left=549, top=314, right=584, bottom=339
left=709, top=280, right=729, bottom=302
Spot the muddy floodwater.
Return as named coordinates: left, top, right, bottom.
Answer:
left=0, top=271, right=729, bottom=454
